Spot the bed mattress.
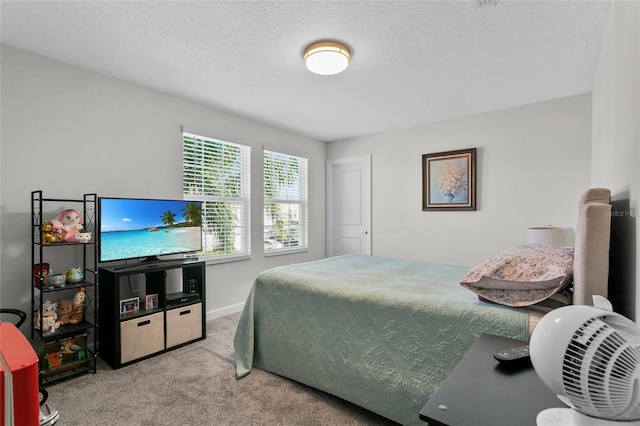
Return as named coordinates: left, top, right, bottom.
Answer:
left=234, top=254, right=530, bottom=425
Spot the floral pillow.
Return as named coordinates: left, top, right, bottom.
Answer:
left=460, top=243, right=574, bottom=307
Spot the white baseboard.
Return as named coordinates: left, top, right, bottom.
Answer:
left=205, top=302, right=244, bottom=322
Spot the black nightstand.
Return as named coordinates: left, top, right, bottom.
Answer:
left=419, top=333, right=566, bottom=426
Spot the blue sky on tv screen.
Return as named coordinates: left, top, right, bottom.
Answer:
left=100, top=198, right=199, bottom=232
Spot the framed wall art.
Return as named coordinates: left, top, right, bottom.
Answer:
left=422, top=148, right=476, bottom=211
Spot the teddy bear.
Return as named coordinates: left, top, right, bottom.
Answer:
left=57, top=299, right=75, bottom=324
left=41, top=220, right=61, bottom=244
left=58, top=287, right=86, bottom=325
left=57, top=209, right=83, bottom=242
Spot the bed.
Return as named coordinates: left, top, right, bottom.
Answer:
left=233, top=188, right=612, bottom=425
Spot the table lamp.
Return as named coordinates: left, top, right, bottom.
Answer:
left=525, top=226, right=575, bottom=247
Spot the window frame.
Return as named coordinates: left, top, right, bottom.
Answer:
left=263, top=148, right=309, bottom=256
left=183, top=130, right=251, bottom=263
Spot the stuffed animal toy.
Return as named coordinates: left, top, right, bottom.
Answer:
left=50, top=219, right=63, bottom=235
left=58, top=209, right=83, bottom=242
left=34, top=300, right=58, bottom=329
left=58, top=288, right=86, bottom=325
left=41, top=220, right=61, bottom=244
left=57, top=299, right=75, bottom=324
left=43, top=312, right=61, bottom=334
left=43, top=300, right=57, bottom=315
left=73, top=287, right=86, bottom=306
left=70, top=287, right=86, bottom=323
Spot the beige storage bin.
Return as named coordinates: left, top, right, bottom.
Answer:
left=120, top=312, right=164, bottom=363
left=166, top=303, right=202, bottom=348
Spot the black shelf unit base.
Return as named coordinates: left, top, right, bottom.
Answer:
left=98, top=259, right=206, bottom=369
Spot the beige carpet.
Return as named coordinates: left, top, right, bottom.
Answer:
left=48, top=313, right=399, bottom=425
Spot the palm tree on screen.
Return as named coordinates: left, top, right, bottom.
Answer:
left=161, top=210, right=177, bottom=227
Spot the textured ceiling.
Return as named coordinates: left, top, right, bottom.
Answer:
left=0, top=1, right=610, bottom=142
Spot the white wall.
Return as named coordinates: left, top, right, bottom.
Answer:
left=0, top=45, right=326, bottom=322
left=327, top=95, right=592, bottom=267
left=591, top=0, right=640, bottom=320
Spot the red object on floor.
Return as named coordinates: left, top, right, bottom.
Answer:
left=0, top=322, right=39, bottom=426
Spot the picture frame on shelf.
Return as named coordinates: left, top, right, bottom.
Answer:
left=145, top=294, right=158, bottom=310
left=119, top=297, right=139, bottom=314
left=422, top=147, right=476, bottom=211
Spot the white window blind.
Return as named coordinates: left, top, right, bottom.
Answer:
left=263, top=149, right=308, bottom=254
left=183, top=131, right=251, bottom=260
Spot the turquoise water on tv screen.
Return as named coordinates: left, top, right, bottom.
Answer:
left=100, top=227, right=202, bottom=262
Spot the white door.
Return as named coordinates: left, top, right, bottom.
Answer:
left=326, top=155, right=371, bottom=257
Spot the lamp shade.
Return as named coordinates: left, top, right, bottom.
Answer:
left=525, top=226, right=575, bottom=247
left=304, top=41, right=351, bottom=75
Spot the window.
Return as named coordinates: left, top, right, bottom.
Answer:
left=183, top=131, right=251, bottom=261
left=263, top=149, right=308, bottom=254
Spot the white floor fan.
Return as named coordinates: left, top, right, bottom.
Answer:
left=530, top=296, right=640, bottom=426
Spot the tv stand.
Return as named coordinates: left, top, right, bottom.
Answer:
left=111, top=258, right=200, bottom=271
left=98, top=260, right=205, bottom=369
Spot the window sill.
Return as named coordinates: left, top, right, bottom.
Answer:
left=264, top=247, right=309, bottom=257
left=201, top=254, right=252, bottom=265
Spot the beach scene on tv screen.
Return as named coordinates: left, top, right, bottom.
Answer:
left=100, top=199, right=202, bottom=261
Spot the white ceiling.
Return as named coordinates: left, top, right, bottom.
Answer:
left=0, top=0, right=610, bottom=142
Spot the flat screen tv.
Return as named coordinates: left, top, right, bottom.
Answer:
left=98, top=197, right=203, bottom=263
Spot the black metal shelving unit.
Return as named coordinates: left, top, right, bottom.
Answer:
left=31, top=190, right=98, bottom=385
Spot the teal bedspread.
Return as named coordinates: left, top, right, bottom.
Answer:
left=234, top=254, right=529, bottom=425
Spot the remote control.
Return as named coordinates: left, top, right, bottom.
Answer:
left=493, top=345, right=530, bottom=366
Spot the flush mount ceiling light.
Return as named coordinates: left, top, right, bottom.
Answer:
left=303, top=41, right=351, bottom=75
left=475, top=0, right=498, bottom=7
